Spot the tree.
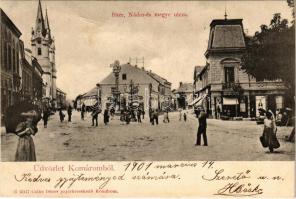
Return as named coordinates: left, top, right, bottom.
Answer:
left=241, top=3, right=295, bottom=108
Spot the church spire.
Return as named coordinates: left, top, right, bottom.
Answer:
left=35, top=0, right=46, bottom=37
left=45, top=8, right=51, bottom=40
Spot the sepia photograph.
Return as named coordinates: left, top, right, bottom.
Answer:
left=0, top=0, right=295, bottom=162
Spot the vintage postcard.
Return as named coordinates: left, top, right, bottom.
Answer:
left=0, top=0, right=295, bottom=197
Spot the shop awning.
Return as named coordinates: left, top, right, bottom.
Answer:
left=189, top=94, right=207, bottom=106
left=223, top=97, right=238, bottom=105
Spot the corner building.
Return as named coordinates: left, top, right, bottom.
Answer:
left=194, top=19, right=286, bottom=118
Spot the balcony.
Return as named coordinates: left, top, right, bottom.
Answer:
left=222, top=82, right=240, bottom=90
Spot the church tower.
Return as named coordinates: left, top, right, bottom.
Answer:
left=31, top=0, right=56, bottom=102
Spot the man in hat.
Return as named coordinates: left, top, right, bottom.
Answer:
left=196, top=109, right=208, bottom=146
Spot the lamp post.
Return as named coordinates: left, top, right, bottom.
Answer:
left=110, top=60, right=121, bottom=111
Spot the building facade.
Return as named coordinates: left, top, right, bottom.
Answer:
left=79, top=63, right=172, bottom=112
left=31, top=0, right=57, bottom=104
left=193, top=18, right=286, bottom=118
left=56, top=88, right=67, bottom=109
left=174, top=82, right=194, bottom=109
left=1, top=9, right=22, bottom=117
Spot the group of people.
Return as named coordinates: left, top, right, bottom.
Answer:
left=120, top=108, right=145, bottom=124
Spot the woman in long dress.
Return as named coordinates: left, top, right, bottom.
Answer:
left=263, top=110, right=279, bottom=153
left=15, top=111, right=38, bottom=161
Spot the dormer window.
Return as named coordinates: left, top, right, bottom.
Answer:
left=38, top=48, right=42, bottom=55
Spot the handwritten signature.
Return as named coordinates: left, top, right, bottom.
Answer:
left=215, top=182, right=263, bottom=196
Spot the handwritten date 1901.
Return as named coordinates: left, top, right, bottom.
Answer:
left=124, top=162, right=153, bottom=172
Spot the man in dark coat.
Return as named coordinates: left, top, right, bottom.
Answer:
left=91, top=103, right=100, bottom=126
left=103, top=109, right=109, bottom=125
left=81, top=103, right=85, bottom=120
left=152, top=109, right=159, bottom=125
left=67, top=105, right=72, bottom=122
left=196, top=110, right=208, bottom=146
left=137, top=109, right=142, bottom=123
left=42, top=108, right=50, bottom=128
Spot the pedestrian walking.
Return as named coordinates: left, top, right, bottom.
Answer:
left=183, top=112, right=187, bottom=122
left=125, top=109, right=131, bottom=125
left=104, top=109, right=109, bottom=125
left=59, top=108, right=65, bottom=122
left=149, top=108, right=153, bottom=124
left=163, top=110, right=170, bottom=123
left=195, top=109, right=208, bottom=146
left=15, top=110, right=39, bottom=161
left=42, top=108, right=50, bottom=128
left=152, top=109, right=159, bottom=125
left=110, top=107, right=115, bottom=120
left=91, top=103, right=100, bottom=126
left=261, top=110, right=280, bottom=153
left=81, top=103, right=86, bottom=120
left=142, top=109, right=145, bottom=119
left=137, top=109, right=142, bottom=123
left=217, top=104, right=221, bottom=119
left=179, top=109, right=182, bottom=121
left=67, top=105, right=72, bottom=122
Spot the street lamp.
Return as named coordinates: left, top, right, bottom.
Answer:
left=110, top=60, right=121, bottom=111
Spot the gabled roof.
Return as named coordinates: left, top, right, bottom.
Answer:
left=57, top=88, right=66, bottom=94
left=83, top=87, right=97, bottom=97
left=147, top=71, right=171, bottom=86
left=176, top=83, right=193, bottom=93
left=99, top=63, right=170, bottom=86
left=194, top=66, right=204, bottom=80
left=0, top=9, right=22, bottom=37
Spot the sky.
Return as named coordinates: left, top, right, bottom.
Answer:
left=1, top=1, right=293, bottom=99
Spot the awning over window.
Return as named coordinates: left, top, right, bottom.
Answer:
left=189, top=94, right=207, bottom=106
left=223, top=97, right=238, bottom=105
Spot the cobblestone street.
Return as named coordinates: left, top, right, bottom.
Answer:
left=1, top=111, right=295, bottom=161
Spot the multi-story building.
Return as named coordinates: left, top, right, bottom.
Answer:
left=174, top=82, right=194, bottom=109
left=31, top=0, right=57, bottom=104
left=193, top=18, right=286, bottom=118
left=80, top=63, right=172, bottom=111
left=18, top=41, right=44, bottom=102
left=56, top=88, right=67, bottom=109
left=1, top=8, right=22, bottom=116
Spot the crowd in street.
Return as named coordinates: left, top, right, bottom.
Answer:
left=4, top=97, right=295, bottom=162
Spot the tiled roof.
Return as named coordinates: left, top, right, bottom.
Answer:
left=99, top=63, right=171, bottom=86
left=176, top=83, right=193, bottom=93
left=147, top=71, right=170, bottom=85
left=83, top=87, right=97, bottom=97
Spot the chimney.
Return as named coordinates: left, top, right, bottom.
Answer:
left=149, top=70, right=152, bottom=74
left=141, top=67, right=145, bottom=70
left=179, top=82, right=183, bottom=87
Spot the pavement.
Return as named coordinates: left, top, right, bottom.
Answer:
left=1, top=111, right=295, bottom=161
